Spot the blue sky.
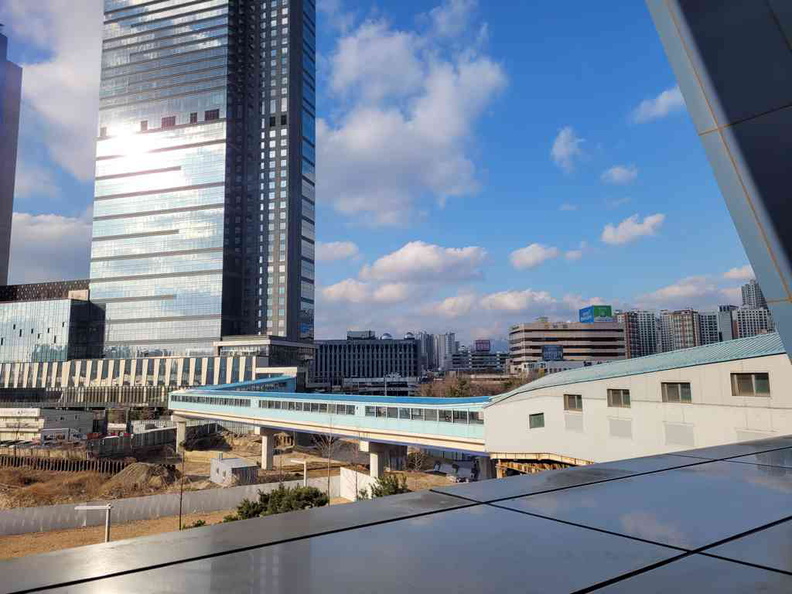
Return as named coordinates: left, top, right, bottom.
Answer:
left=0, top=0, right=754, bottom=342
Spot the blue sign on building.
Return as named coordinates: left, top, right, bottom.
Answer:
left=542, top=345, right=564, bottom=361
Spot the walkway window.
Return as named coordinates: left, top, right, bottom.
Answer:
left=564, top=394, right=583, bottom=412
left=365, top=406, right=376, bottom=417
left=453, top=411, right=468, bottom=424
left=662, top=383, right=692, bottom=403
left=439, top=410, right=452, bottom=423
left=469, top=411, right=484, bottom=425
left=607, top=389, right=631, bottom=408
left=425, top=409, right=438, bottom=422
left=399, top=408, right=410, bottom=420
left=529, top=413, right=545, bottom=429
left=731, top=373, right=770, bottom=397
left=387, top=407, right=398, bottom=419
left=377, top=406, right=387, bottom=417
left=411, top=408, right=423, bottom=421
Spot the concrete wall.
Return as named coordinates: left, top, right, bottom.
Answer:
left=0, top=475, right=341, bottom=536
left=485, top=353, right=792, bottom=463
left=339, top=467, right=376, bottom=501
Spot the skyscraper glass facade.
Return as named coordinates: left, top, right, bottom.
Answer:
left=91, top=0, right=316, bottom=358
left=0, top=31, right=22, bottom=285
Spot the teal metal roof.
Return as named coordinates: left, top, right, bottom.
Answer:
left=490, top=332, right=786, bottom=406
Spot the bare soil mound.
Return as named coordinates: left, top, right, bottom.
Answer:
left=100, top=463, right=177, bottom=498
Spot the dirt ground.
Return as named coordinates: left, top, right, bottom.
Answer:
left=0, top=509, right=235, bottom=560
left=0, top=497, right=353, bottom=561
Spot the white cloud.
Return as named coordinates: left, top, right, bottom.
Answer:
left=601, top=165, right=638, bottom=185
left=318, top=4, right=507, bottom=226
left=321, top=279, right=371, bottom=304
left=423, top=292, right=479, bottom=318
left=321, top=279, right=411, bottom=306
left=315, top=241, right=360, bottom=262
left=551, top=126, right=584, bottom=173
left=1, top=1, right=103, bottom=181
left=372, top=283, right=410, bottom=304
left=602, top=213, right=666, bottom=245
left=606, top=197, right=632, bottom=209
left=510, top=243, right=560, bottom=270
left=480, top=289, right=555, bottom=312
left=565, top=249, right=583, bottom=261
left=429, top=0, right=477, bottom=38
left=330, top=21, right=424, bottom=103
left=637, top=275, right=740, bottom=310
left=559, top=203, right=578, bottom=212
left=723, top=265, right=754, bottom=281
left=14, top=162, right=60, bottom=199
left=8, top=211, right=92, bottom=283
left=631, top=86, right=685, bottom=123
left=360, top=241, right=487, bottom=282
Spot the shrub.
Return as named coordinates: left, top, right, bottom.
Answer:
left=359, top=474, right=410, bottom=499
left=183, top=519, right=206, bottom=529
left=224, top=485, right=329, bottom=522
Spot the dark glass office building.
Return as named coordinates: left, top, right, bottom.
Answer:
left=91, top=0, right=317, bottom=358
left=0, top=30, right=22, bottom=286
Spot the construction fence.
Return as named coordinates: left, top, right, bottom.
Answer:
left=0, top=475, right=341, bottom=536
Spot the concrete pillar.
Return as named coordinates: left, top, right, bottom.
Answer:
left=360, top=441, right=394, bottom=478
left=256, top=427, right=278, bottom=471
left=476, top=456, right=494, bottom=481
left=172, top=415, right=187, bottom=454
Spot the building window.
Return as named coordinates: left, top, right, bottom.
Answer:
left=161, top=116, right=176, bottom=128
left=731, top=373, right=770, bottom=397
left=140, top=120, right=148, bottom=131
left=564, top=394, right=583, bottom=412
left=661, top=382, right=692, bottom=403
left=205, top=109, right=220, bottom=121
left=529, top=413, right=545, bottom=429
left=190, top=112, right=198, bottom=124
left=607, top=389, right=631, bottom=408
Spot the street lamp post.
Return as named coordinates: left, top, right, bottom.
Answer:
left=290, top=459, right=308, bottom=487
left=75, top=504, right=113, bottom=543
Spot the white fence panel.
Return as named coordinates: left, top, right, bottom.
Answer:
left=0, top=476, right=339, bottom=536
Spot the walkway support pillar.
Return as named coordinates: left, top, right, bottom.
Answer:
left=360, top=441, right=397, bottom=478
left=172, top=415, right=187, bottom=454
left=476, top=456, right=494, bottom=481
left=256, top=427, right=278, bottom=470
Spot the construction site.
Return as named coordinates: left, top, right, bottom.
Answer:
left=0, top=411, right=458, bottom=560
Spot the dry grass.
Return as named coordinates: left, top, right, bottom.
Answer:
left=0, top=468, right=109, bottom=509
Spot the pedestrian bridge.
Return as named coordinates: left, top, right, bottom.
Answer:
left=169, top=376, right=488, bottom=456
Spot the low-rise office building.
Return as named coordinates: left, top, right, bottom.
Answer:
left=312, top=331, right=419, bottom=388
left=0, top=408, right=94, bottom=442
left=0, top=280, right=105, bottom=363
left=509, top=319, right=625, bottom=373
left=0, top=357, right=299, bottom=409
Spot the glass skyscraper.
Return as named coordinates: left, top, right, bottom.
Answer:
left=91, top=0, right=316, bottom=358
left=0, top=30, right=22, bottom=286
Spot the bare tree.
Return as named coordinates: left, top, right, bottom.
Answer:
left=312, top=431, right=339, bottom=497
left=405, top=448, right=430, bottom=491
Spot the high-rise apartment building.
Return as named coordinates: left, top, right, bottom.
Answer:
left=415, top=331, right=435, bottom=372
left=741, top=279, right=768, bottom=310
left=698, top=312, right=720, bottom=346
left=0, top=30, right=22, bottom=286
left=433, top=333, right=457, bottom=371
left=717, top=305, right=738, bottom=342
left=659, top=309, right=700, bottom=351
left=91, top=0, right=316, bottom=358
left=735, top=307, right=775, bottom=339
left=617, top=311, right=659, bottom=358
